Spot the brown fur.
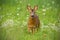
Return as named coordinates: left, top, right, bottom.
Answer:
left=27, top=5, right=40, bottom=34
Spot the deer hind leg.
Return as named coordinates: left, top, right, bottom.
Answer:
left=37, top=24, right=40, bottom=31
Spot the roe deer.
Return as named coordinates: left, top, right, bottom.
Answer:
left=27, top=5, right=40, bottom=34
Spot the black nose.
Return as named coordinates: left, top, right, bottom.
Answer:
left=31, top=15, right=34, bottom=17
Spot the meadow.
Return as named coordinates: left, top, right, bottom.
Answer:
left=0, top=0, right=60, bottom=40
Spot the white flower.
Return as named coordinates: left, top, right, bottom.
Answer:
left=42, top=8, right=46, bottom=12
left=17, top=13, right=19, bottom=16
left=52, top=1, right=55, bottom=4
left=17, top=7, right=20, bottom=10
left=1, top=19, right=14, bottom=28
left=20, top=1, right=22, bottom=3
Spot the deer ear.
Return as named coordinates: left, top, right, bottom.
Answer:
left=27, top=5, right=32, bottom=12
left=34, top=5, right=38, bottom=11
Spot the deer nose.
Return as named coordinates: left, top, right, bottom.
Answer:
left=31, top=15, right=34, bottom=17
left=31, top=13, right=34, bottom=17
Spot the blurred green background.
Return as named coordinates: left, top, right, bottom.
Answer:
left=0, top=0, right=60, bottom=40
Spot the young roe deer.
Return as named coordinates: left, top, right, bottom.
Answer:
left=27, top=5, right=40, bottom=34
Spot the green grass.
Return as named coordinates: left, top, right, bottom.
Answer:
left=0, top=0, right=60, bottom=40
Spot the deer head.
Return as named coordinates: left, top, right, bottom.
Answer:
left=27, top=5, right=38, bottom=17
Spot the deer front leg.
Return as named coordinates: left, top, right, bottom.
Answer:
left=28, top=27, right=30, bottom=32
left=32, top=27, right=36, bottom=34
